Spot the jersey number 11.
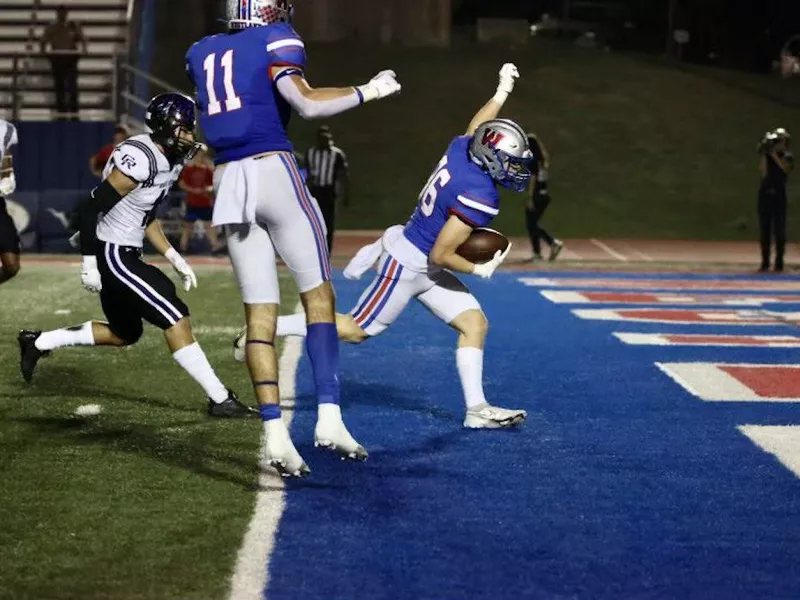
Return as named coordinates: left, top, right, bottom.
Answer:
left=203, top=50, right=242, bottom=116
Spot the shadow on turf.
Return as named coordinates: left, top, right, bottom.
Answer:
left=11, top=364, right=202, bottom=415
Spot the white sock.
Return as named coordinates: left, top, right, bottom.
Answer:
left=35, top=322, right=95, bottom=351
left=277, top=313, right=308, bottom=337
left=456, top=347, right=487, bottom=409
left=172, top=342, right=228, bottom=403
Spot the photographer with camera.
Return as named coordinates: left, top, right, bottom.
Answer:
left=757, top=128, right=793, bottom=272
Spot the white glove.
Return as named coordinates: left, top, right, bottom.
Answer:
left=165, top=248, right=197, bottom=292
left=472, top=243, right=512, bottom=279
left=0, top=174, right=16, bottom=196
left=358, top=70, right=402, bottom=103
left=494, top=63, right=519, bottom=103
left=81, top=256, right=102, bottom=293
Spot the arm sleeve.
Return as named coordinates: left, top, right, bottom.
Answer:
left=275, top=75, right=362, bottom=120
left=78, top=179, right=124, bottom=255
left=111, top=142, right=157, bottom=185
left=449, top=192, right=499, bottom=229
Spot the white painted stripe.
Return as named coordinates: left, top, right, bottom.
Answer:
left=613, top=333, right=670, bottom=346
left=739, top=425, right=800, bottom=479
left=113, top=246, right=183, bottom=322
left=589, top=239, right=628, bottom=262
left=104, top=245, right=176, bottom=326
left=228, top=304, right=304, bottom=600
left=518, top=277, right=558, bottom=287
left=540, top=290, right=588, bottom=304
left=656, top=362, right=774, bottom=402
left=266, top=38, right=305, bottom=52
left=457, top=195, right=499, bottom=215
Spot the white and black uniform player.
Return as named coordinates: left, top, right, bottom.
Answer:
left=0, top=119, right=21, bottom=284
left=17, top=93, right=253, bottom=418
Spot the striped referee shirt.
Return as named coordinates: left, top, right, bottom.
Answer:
left=305, top=145, right=348, bottom=189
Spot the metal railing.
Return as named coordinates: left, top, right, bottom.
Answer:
left=116, top=60, right=184, bottom=131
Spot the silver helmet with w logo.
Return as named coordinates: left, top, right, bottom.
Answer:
left=469, top=118, right=533, bottom=191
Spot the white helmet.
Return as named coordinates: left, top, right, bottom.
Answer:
left=469, top=118, right=533, bottom=191
left=226, top=0, right=293, bottom=30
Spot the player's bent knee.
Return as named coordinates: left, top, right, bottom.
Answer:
left=454, top=309, right=489, bottom=337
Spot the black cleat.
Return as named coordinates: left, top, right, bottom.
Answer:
left=18, top=330, right=49, bottom=383
left=208, top=389, right=256, bottom=418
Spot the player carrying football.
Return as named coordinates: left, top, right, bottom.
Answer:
left=18, top=93, right=251, bottom=418
left=185, top=0, right=401, bottom=477
left=0, top=119, right=21, bottom=285
left=238, top=63, right=530, bottom=429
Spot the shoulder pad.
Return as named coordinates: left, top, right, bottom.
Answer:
left=113, top=139, right=160, bottom=185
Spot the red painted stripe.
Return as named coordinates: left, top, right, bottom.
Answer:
left=355, top=259, right=399, bottom=326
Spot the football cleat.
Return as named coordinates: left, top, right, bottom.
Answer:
left=463, top=403, right=527, bottom=429
left=208, top=389, right=256, bottom=418
left=233, top=328, right=246, bottom=362
left=314, top=404, right=368, bottom=461
left=548, top=240, right=564, bottom=262
left=261, top=418, right=310, bottom=478
left=18, top=330, right=49, bottom=383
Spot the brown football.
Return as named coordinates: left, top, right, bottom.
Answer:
left=456, top=228, right=509, bottom=264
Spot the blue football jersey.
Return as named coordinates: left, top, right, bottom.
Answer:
left=404, top=136, right=500, bottom=256
left=185, top=23, right=306, bottom=164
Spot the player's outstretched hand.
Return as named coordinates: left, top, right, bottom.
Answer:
left=358, top=70, right=401, bottom=102
left=165, top=248, right=198, bottom=292
left=472, top=242, right=512, bottom=280
left=80, top=256, right=102, bottom=293
left=497, top=63, right=519, bottom=96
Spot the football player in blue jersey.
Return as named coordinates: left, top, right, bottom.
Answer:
left=186, top=0, right=401, bottom=477
left=242, top=63, right=531, bottom=429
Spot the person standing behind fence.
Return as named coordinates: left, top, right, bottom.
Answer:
left=758, top=128, right=793, bottom=272
left=524, top=133, right=563, bottom=261
left=305, top=126, right=349, bottom=252
left=88, top=125, right=129, bottom=179
left=179, top=149, right=222, bottom=255
left=40, top=6, right=87, bottom=121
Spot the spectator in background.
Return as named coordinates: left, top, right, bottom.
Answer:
left=179, top=148, right=222, bottom=255
left=758, top=128, right=793, bottom=272
left=88, top=125, right=129, bottom=179
left=305, top=125, right=349, bottom=252
left=40, top=5, right=87, bottom=121
left=524, top=133, right=563, bottom=261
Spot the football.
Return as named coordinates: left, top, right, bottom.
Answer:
left=456, top=228, right=509, bottom=264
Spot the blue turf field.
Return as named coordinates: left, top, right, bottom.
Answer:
left=268, top=271, right=800, bottom=600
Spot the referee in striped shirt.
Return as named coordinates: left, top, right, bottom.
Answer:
left=305, top=125, right=349, bottom=251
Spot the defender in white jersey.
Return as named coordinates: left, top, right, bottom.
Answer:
left=18, top=94, right=253, bottom=418
left=0, top=119, right=21, bottom=285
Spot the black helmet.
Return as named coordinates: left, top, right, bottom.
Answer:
left=145, top=93, right=201, bottom=165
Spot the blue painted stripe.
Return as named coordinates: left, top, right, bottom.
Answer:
left=361, top=264, right=404, bottom=329
left=351, top=256, right=393, bottom=321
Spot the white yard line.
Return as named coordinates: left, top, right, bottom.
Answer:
left=228, top=304, right=304, bottom=600
left=589, top=239, right=629, bottom=262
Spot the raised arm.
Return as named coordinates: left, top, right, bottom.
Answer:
left=273, top=68, right=401, bottom=120
left=465, top=64, right=519, bottom=136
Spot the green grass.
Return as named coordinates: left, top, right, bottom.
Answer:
left=157, top=30, right=800, bottom=240
left=0, top=264, right=297, bottom=600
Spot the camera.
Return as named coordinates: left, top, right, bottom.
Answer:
left=758, top=131, right=780, bottom=154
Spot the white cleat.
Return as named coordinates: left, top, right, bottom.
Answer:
left=463, top=403, right=527, bottom=429
left=315, top=404, right=368, bottom=461
left=233, top=328, right=246, bottom=362
left=260, top=418, right=310, bottom=478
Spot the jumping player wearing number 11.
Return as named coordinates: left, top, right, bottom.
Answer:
left=186, top=0, right=401, bottom=476
left=17, top=94, right=252, bottom=418
left=239, top=63, right=531, bottom=429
